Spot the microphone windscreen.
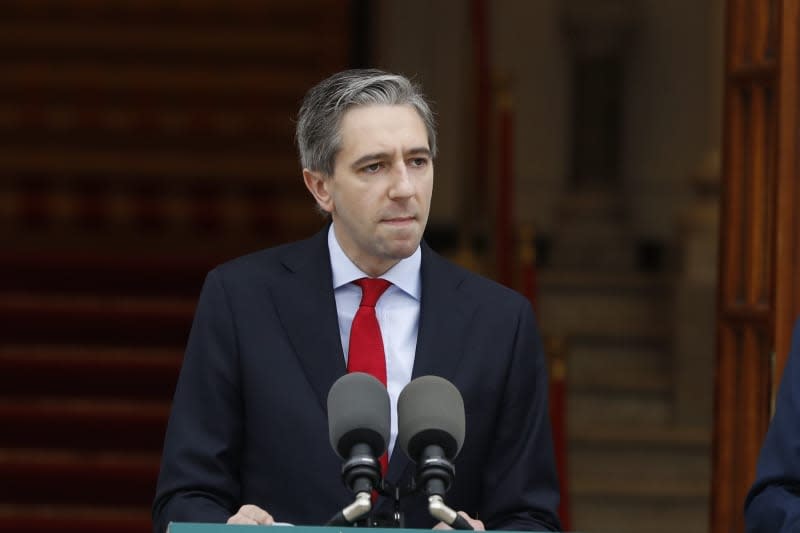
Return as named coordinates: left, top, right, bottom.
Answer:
left=397, top=375, right=465, bottom=461
left=327, top=372, right=390, bottom=459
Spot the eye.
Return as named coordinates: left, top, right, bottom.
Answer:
left=362, top=162, right=383, bottom=173
left=409, top=157, right=429, bottom=167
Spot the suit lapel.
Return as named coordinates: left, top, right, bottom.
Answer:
left=383, top=243, right=473, bottom=497
left=411, top=243, right=472, bottom=381
left=270, top=226, right=346, bottom=411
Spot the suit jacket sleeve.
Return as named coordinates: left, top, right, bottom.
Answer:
left=152, top=269, right=244, bottom=532
left=480, top=298, right=561, bottom=531
left=745, top=317, right=800, bottom=532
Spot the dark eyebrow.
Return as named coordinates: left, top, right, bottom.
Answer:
left=406, top=147, right=433, bottom=158
left=350, top=147, right=432, bottom=170
left=351, top=152, right=391, bottom=170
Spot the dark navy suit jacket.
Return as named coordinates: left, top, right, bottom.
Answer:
left=152, top=227, right=561, bottom=532
left=745, top=317, right=800, bottom=531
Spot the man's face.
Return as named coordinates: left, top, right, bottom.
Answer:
left=304, top=104, right=434, bottom=277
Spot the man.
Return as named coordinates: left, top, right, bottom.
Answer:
left=745, top=317, right=800, bottom=531
left=152, top=69, right=561, bottom=532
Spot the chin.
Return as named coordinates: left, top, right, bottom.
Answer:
left=388, top=242, right=420, bottom=259
left=377, top=228, right=422, bottom=256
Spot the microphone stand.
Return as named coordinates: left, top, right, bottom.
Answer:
left=327, top=478, right=408, bottom=527
left=415, top=445, right=474, bottom=530
left=324, top=491, right=372, bottom=526
left=427, top=495, right=473, bottom=531
left=324, top=443, right=381, bottom=526
left=325, top=445, right=472, bottom=529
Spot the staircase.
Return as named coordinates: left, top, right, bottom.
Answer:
left=0, top=1, right=347, bottom=531
left=0, top=252, right=203, bottom=532
left=538, top=188, right=712, bottom=533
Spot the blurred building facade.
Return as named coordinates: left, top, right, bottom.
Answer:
left=0, top=1, right=726, bottom=532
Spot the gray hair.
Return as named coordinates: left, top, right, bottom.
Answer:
left=296, top=69, right=437, bottom=176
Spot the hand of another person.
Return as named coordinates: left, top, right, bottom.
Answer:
left=227, top=504, right=274, bottom=525
left=433, top=511, right=485, bottom=531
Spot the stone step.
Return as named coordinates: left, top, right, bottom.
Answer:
left=0, top=398, right=170, bottom=451
left=564, top=333, right=673, bottom=426
left=0, top=292, right=195, bottom=346
left=0, top=20, right=324, bottom=61
left=572, top=478, right=708, bottom=501
left=566, top=335, right=673, bottom=426
left=0, top=251, right=213, bottom=296
left=566, top=332, right=670, bottom=390
left=0, top=448, right=160, bottom=506
left=538, top=271, right=674, bottom=293
left=0, top=344, right=182, bottom=399
left=571, top=488, right=708, bottom=533
left=570, top=372, right=671, bottom=395
left=568, top=386, right=672, bottom=427
left=568, top=427, right=710, bottom=532
left=0, top=503, right=151, bottom=533
left=570, top=425, right=711, bottom=447
left=569, top=426, right=711, bottom=487
left=540, top=272, right=675, bottom=427
left=0, top=146, right=300, bottom=181
left=538, top=272, right=673, bottom=339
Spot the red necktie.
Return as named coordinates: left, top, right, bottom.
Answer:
left=347, top=277, right=392, bottom=477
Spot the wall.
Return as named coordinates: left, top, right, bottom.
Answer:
left=373, top=0, right=723, bottom=247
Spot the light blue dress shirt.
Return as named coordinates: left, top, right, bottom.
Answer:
left=328, top=224, right=421, bottom=458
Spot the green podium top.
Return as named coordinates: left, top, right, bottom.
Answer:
left=168, top=525, right=412, bottom=533
left=167, top=524, right=557, bottom=533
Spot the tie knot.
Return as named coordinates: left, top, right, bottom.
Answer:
left=355, top=278, right=392, bottom=307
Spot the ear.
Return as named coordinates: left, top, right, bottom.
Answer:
left=303, top=168, right=334, bottom=213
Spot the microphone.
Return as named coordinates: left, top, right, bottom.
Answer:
left=326, top=372, right=390, bottom=526
left=397, top=376, right=473, bottom=530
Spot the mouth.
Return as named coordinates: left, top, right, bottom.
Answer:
left=381, top=216, right=416, bottom=225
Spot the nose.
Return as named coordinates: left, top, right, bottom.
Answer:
left=388, top=162, right=415, bottom=199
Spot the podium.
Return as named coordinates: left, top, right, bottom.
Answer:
left=168, top=526, right=414, bottom=533
left=167, top=524, right=556, bottom=533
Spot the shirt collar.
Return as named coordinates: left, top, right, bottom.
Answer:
left=328, top=223, right=421, bottom=301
